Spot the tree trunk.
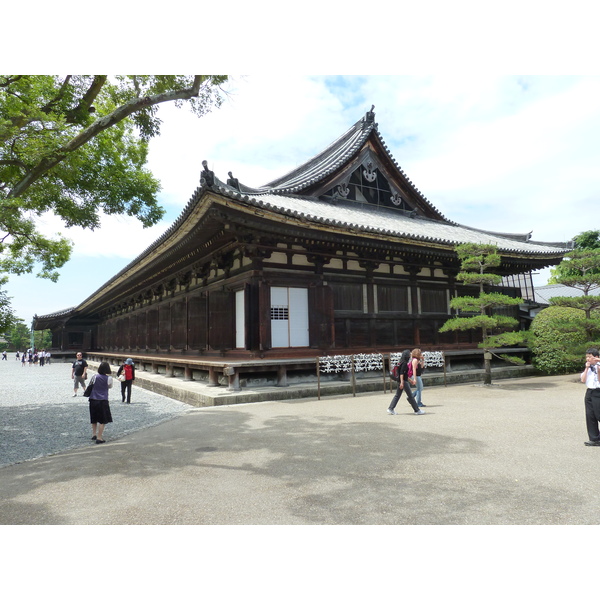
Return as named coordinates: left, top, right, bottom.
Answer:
left=483, top=352, right=492, bottom=385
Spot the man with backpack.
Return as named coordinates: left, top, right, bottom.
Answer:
left=116, top=358, right=136, bottom=403
left=388, top=349, right=424, bottom=415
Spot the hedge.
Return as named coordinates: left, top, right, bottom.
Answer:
left=529, top=306, right=590, bottom=374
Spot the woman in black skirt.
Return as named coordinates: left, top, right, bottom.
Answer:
left=88, top=361, right=114, bottom=444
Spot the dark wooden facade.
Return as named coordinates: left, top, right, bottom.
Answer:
left=34, top=109, right=567, bottom=366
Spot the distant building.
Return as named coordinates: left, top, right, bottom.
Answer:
left=524, top=283, right=587, bottom=318
left=534, top=284, right=586, bottom=306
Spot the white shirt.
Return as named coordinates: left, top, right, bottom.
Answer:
left=583, top=365, right=600, bottom=389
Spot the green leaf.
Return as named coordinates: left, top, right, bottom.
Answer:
left=439, top=315, right=498, bottom=332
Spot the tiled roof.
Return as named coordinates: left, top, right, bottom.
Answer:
left=259, top=114, right=374, bottom=192
left=534, top=284, right=586, bottom=305
left=33, top=306, right=77, bottom=324
left=205, top=108, right=565, bottom=257
left=214, top=186, right=567, bottom=256
left=35, top=306, right=76, bottom=319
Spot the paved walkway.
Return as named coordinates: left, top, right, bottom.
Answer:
left=0, top=368, right=597, bottom=524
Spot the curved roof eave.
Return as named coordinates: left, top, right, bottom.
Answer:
left=68, top=184, right=216, bottom=315
left=33, top=306, right=77, bottom=324
left=211, top=185, right=569, bottom=257
left=36, top=180, right=567, bottom=322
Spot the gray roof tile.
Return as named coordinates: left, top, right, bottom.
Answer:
left=534, top=284, right=586, bottom=304
left=220, top=188, right=567, bottom=256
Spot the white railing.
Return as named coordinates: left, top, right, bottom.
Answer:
left=317, top=351, right=446, bottom=398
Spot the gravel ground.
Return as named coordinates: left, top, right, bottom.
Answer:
left=0, top=353, right=191, bottom=468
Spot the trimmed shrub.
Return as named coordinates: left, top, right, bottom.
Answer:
left=529, top=306, right=589, bottom=374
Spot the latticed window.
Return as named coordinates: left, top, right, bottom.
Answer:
left=501, top=273, right=533, bottom=301
left=420, top=288, right=448, bottom=314
left=270, top=306, right=289, bottom=320
left=332, top=283, right=363, bottom=311
left=377, top=285, right=409, bottom=313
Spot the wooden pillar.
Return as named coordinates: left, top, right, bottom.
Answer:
left=224, top=366, right=240, bottom=391
left=207, top=366, right=220, bottom=387
left=276, top=365, right=288, bottom=387
left=184, top=365, right=193, bottom=381
left=408, top=267, right=420, bottom=347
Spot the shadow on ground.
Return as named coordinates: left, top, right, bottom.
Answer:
left=0, top=404, right=585, bottom=525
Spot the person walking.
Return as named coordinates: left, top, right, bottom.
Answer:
left=388, top=349, right=424, bottom=415
left=71, top=352, right=88, bottom=397
left=411, top=348, right=426, bottom=407
left=116, top=358, right=136, bottom=403
left=86, top=361, right=114, bottom=444
left=581, top=348, right=600, bottom=446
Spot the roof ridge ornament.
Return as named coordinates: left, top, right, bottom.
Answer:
left=362, top=105, right=376, bottom=129
left=227, top=171, right=240, bottom=191
left=200, top=160, right=215, bottom=187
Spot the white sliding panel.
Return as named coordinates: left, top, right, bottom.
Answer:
left=270, top=287, right=309, bottom=348
left=235, top=289, right=245, bottom=348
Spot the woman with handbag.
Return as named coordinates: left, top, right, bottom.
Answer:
left=116, top=358, right=136, bottom=403
left=86, top=361, right=113, bottom=444
left=387, top=349, right=424, bottom=416
left=411, top=348, right=426, bottom=408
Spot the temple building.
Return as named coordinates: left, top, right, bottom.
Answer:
left=34, top=108, right=567, bottom=386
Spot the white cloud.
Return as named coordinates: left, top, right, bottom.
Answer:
left=146, top=75, right=350, bottom=203
left=8, top=213, right=175, bottom=321
left=36, top=212, right=172, bottom=260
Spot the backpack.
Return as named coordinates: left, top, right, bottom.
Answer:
left=390, top=364, right=400, bottom=382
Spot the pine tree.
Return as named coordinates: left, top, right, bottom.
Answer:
left=546, top=247, right=600, bottom=345
left=439, top=243, right=525, bottom=385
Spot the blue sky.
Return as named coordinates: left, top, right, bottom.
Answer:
left=7, top=74, right=600, bottom=323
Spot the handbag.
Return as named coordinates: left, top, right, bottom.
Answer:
left=83, top=375, right=95, bottom=397
left=117, top=374, right=126, bottom=382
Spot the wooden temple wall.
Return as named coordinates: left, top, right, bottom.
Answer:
left=89, top=246, right=519, bottom=355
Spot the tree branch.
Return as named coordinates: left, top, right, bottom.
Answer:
left=7, top=76, right=205, bottom=200
left=40, top=75, right=72, bottom=114
left=0, top=159, right=27, bottom=169
left=0, top=76, right=24, bottom=88
left=65, top=75, right=107, bottom=123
